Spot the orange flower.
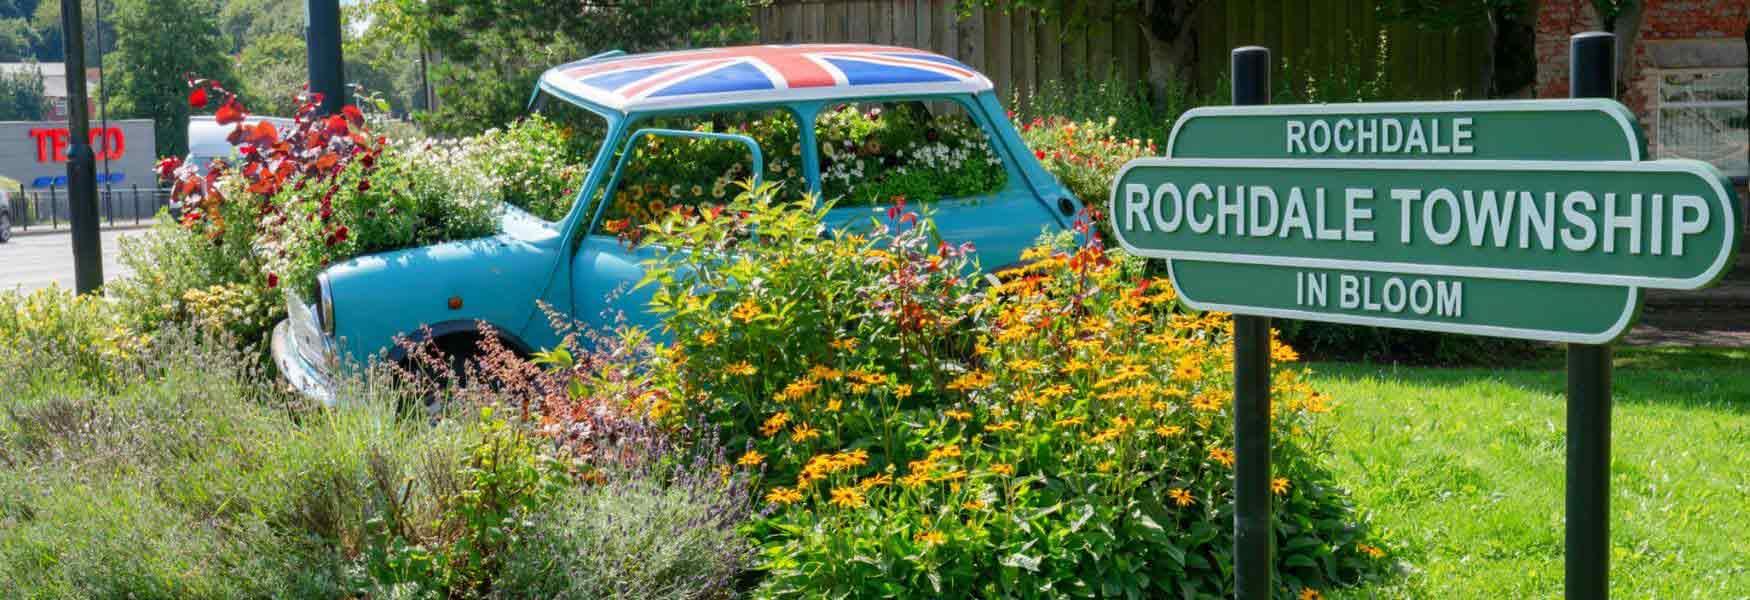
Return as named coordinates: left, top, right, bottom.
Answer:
left=790, top=423, right=821, bottom=443
left=737, top=450, right=765, bottom=467
left=759, top=411, right=791, bottom=437
left=1208, top=446, right=1236, bottom=468
left=765, top=487, right=803, bottom=505
left=1169, top=488, right=1195, bottom=507
left=830, top=486, right=866, bottom=508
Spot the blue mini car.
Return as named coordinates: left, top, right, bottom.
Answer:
left=272, top=44, right=1080, bottom=404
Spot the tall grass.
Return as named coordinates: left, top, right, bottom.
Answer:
left=0, top=323, right=473, bottom=597
left=0, top=286, right=755, bottom=598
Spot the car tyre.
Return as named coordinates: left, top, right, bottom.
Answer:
left=0, top=211, right=11, bottom=244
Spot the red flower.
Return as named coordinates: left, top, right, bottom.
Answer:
left=341, top=104, right=364, bottom=124
left=266, top=273, right=279, bottom=289
left=188, top=87, right=209, bottom=109
left=215, top=97, right=245, bottom=125
left=1034, top=149, right=1046, bottom=160
left=357, top=179, right=371, bottom=192
left=154, top=156, right=182, bottom=180
left=333, top=226, right=349, bottom=243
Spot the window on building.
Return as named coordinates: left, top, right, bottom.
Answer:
left=1657, top=68, right=1748, bottom=179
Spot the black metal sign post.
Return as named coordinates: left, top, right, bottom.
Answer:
left=1229, top=45, right=1273, bottom=600
left=1566, top=31, right=1616, bottom=600
left=304, top=0, right=347, bottom=115
left=1221, top=34, right=1624, bottom=600
left=60, top=0, right=101, bottom=294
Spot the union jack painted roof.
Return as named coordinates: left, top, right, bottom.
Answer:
left=539, top=44, right=994, bottom=112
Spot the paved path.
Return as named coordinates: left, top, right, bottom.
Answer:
left=0, top=228, right=146, bottom=293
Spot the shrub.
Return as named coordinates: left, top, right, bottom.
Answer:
left=0, top=286, right=147, bottom=386
left=814, top=102, right=1007, bottom=206
left=472, top=114, right=595, bottom=221
left=635, top=185, right=1388, bottom=598
left=1018, top=72, right=1191, bottom=144
left=499, top=431, right=756, bottom=600
left=0, top=285, right=751, bottom=599
left=124, top=79, right=566, bottom=351
left=1018, top=115, right=1157, bottom=244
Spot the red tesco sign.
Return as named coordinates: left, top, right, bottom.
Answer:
left=29, top=126, right=126, bottom=162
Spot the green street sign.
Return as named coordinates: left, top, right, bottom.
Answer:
left=1122, top=100, right=1737, bottom=343
left=1168, top=100, right=1645, bottom=162
left=1115, top=159, right=1738, bottom=287
left=1112, top=158, right=1739, bottom=341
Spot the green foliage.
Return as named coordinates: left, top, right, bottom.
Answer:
left=815, top=102, right=1007, bottom=206
left=254, top=132, right=503, bottom=297
left=0, top=61, right=44, bottom=120
left=108, top=0, right=233, bottom=156
left=0, top=18, right=37, bottom=61
left=365, top=0, right=758, bottom=136
left=1281, top=29, right=1395, bottom=104
left=361, top=406, right=572, bottom=595
left=27, top=0, right=115, bottom=63
left=1275, top=320, right=1541, bottom=366
left=473, top=114, right=599, bottom=222
left=636, top=186, right=1388, bottom=598
left=234, top=32, right=308, bottom=117
left=215, top=0, right=301, bottom=53
left=1019, top=73, right=1189, bottom=144
left=0, top=329, right=444, bottom=597
left=499, top=454, right=757, bottom=599
left=0, top=286, right=144, bottom=385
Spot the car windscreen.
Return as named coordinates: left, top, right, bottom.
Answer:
left=493, top=90, right=613, bottom=222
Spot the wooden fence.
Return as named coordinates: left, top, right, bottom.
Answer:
left=756, top=1, right=1493, bottom=105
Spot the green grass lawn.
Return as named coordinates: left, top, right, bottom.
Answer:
left=1314, top=346, right=1750, bottom=598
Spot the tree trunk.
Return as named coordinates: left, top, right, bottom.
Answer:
left=1480, top=9, right=1499, bottom=98
left=1140, top=0, right=1201, bottom=110
left=1143, top=28, right=1195, bottom=107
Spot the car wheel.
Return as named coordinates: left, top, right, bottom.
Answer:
left=395, top=331, right=486, bottom=416
left=0, top=211, right=11, bottom=243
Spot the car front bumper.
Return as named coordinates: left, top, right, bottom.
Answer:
left=271, top=319, right=338, bottom=407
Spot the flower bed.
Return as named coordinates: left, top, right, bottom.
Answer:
left=615, top=186, right=1389, bottom=598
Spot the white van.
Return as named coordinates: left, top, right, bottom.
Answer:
left=187, top=115, right=295, bottom=173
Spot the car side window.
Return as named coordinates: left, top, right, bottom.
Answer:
left=589, top=109, right=804, bottom=240
left=812, top=100, right=1008, bottom=207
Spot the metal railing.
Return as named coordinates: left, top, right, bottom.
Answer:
left=3, top=185, right=175, bottom=232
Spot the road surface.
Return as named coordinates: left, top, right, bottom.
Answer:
left=0, top=228, right=147, bottom=292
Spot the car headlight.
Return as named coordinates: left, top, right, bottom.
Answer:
left=317, top=272, right=335, bottom=336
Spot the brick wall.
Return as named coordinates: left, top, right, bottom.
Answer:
left=1536, top=0, right=1747, bottom=163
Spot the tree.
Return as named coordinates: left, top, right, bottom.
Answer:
left=107, top=0, right=231, bottom=157
left=0, top=17, right=37, bottom=60
left=31, top=0, right=114, bottom=62
left=235, top=32, right=305, bottom=117
left=216, top=0, right=301, bottom=54
left=365, top=0, right=759, bottom=136
left=0, top=63, right=44, bottom=119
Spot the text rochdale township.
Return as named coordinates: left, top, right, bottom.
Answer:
left=1119, top=182, right=1712, bottom=257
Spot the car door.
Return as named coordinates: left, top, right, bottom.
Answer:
left=571, top=128, right=766, bottom=336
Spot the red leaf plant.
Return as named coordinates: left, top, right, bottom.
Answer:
left=158, top=76, right=380, bottom=251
